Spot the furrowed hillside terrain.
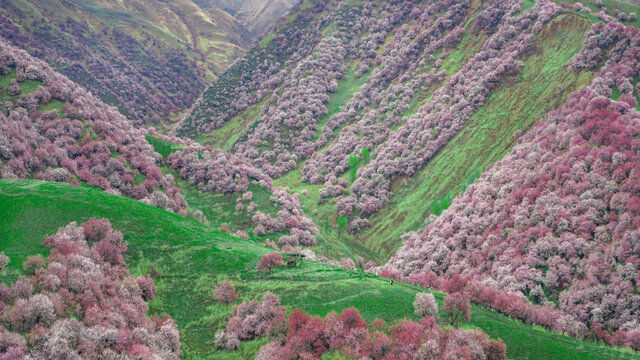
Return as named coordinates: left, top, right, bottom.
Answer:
left=1, top=179, right=638, bottom=360
left=198, top=0, right=300, bottom=36
left=172, top=0, right=640, bottom=348
left=0, top=26, right=322, bottom=258
left=175, top=0, right=637, bottom=259
left=0, top=0, right=254, bottom=127
left=388, top=16, right=640, bottom=340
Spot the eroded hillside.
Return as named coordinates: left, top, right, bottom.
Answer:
left=200, top=0, right=300, bottom=36
left=0, top=0, right=254, bottom=127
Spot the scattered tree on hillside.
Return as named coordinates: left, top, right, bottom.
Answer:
left=0, top=253, right=8, bottom=272
left=414, top=292, right=438, bottom=318
left=215, top=291, right=286, bottom=351
left=213, top=281, right=239, bottom=304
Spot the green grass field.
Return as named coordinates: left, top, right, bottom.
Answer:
left=1, top=180, right=638, bottom=359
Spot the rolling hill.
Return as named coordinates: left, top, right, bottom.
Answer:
left=1, top=179, right=637, bottom=359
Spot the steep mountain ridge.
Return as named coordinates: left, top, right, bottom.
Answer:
left=0, top=0, right=253, bottom=127
left=201, top=0, right=300, bottom=36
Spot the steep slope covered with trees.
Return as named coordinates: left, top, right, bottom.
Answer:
left=388, top=19, right=640, bottom=338
left=175, top=0, right=638, bottom=260
left=0, top=0, right=254, bottom=127
left=0, top=38, right=187, bottom=213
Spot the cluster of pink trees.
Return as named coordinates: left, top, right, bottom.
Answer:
left=174, top=0, right=333, bottom=137
left=165, top=143, right=318, bottom=246
left=302, top=0, right=470, bottom=189
left=255, top=307, right=506, bottom=360
left=215, top=291, right=287, bottom=351
left=404, top=272, right=566, bottom=333
left=233, top=33, right=350, bottom=179
left=252, top=188, right=319, bottom=246
left=0, top=218, right=181, bottom=359
left=326, top=0, right=559, bottom=221
left=167, top=144, right=273, bottom=194
left=387, top=21, right=640, bottom=343
left=403, top=271, right=640, bottom=350
left=228, top=2, right=375, bottom=179
left=0, top=38, right=187, bottom=213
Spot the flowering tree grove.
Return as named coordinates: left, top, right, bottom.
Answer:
left=0, top=219, right=181, bottom=359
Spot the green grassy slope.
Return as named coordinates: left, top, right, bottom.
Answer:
left=1, top=180, right=637, bottom=360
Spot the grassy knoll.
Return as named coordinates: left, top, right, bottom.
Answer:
left=145, top=135, right=185, bottom=159
left=1, top=180, right=637, bottom=359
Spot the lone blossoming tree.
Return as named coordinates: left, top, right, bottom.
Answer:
left=213, top=280, right=239, bottom=303
left=414, top=292, right=439, bottom=318
left=256, top=252, right=285, bottom=273
left=442, top=292, right=471, bottom=326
